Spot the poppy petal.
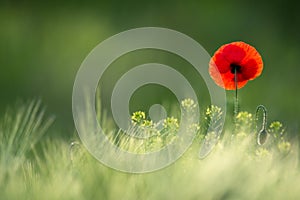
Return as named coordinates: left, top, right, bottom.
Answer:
left=209, top=41, right=263, bottom=90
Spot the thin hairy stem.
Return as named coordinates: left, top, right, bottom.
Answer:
left=234, top=68, right=239, bottom=128
left=255, top=105, right=268, bottom=145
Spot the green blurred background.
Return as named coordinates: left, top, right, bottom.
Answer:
left=0, top=0, right=299, bottom=135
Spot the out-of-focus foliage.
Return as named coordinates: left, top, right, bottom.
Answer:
left=0, top=0, right=299, bottom=134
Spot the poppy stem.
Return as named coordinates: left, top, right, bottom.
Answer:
left=255, top=105, right=268, bottom=145
left=234, top=67, right=239, bottom=123
left=256, top=105, right=267, bottom=131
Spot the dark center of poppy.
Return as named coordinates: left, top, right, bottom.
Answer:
left=230, top=63, right=242, bottom=74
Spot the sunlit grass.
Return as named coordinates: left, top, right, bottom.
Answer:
left=0, top=100, right=299, bottom=200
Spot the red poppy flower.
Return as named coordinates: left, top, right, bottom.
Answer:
left=209, top=41, right=263, bottom=90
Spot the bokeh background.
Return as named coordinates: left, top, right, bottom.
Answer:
left=1, top=0, right=299, bottom=135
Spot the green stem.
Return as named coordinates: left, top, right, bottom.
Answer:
left=234, top=68, right=238, bottom=122
left=255, top=105, right=268, bottom=145
left=255, top=105, right=267, bottom=132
